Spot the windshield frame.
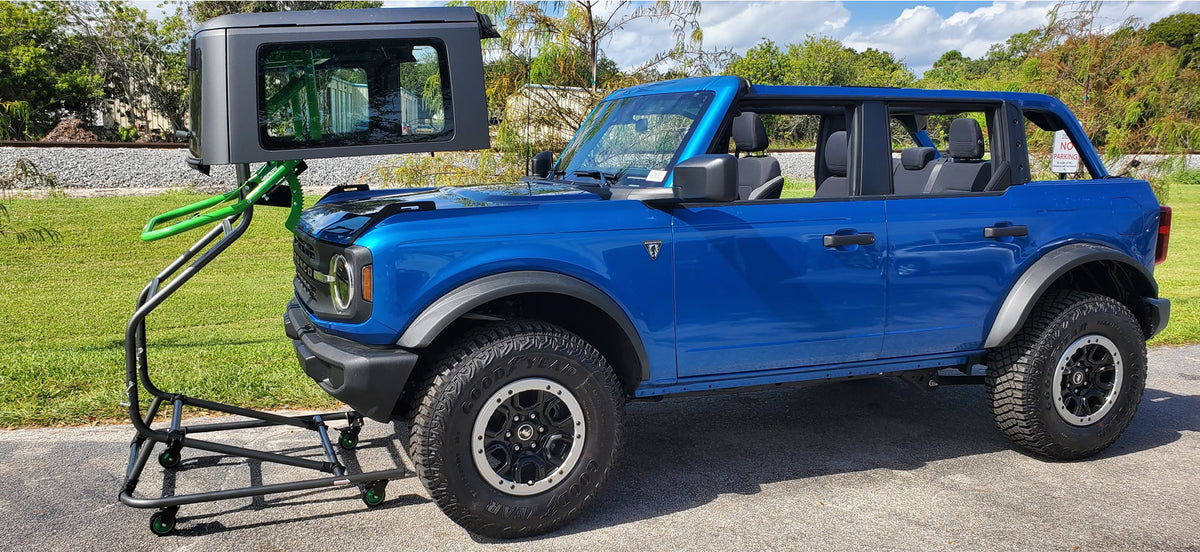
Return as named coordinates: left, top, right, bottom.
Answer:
left=552, top=90, right=716, bottom=188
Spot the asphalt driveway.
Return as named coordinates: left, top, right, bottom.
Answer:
left=1, top=345, right=1198, bottom=551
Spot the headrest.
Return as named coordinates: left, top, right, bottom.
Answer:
left=901, top=147, right=936, bottom=170
left=733, top=112, right=769, bottom=152
left=948, top=118, right=984, bottom=160
left=824, top=131, right=848, bottom=176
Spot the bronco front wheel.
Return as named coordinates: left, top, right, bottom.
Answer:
left=408, top=320, right=625, bottom=538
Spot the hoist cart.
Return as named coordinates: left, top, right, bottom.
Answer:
left=118, top=161, right=407, bottom=537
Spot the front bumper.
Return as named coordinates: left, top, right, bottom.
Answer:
left=284, top=300, right=418, bottom=422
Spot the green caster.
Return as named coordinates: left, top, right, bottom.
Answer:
left=362, top=481, right=386, bottom=507
left=338, top=430, right=359, bottom=451
left=149, top=507, right=178, bottom=536
left=158, top=447, right=181, bottom=469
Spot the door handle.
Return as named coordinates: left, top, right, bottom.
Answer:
left=823, top=232, right=876, bottom=248
left=983, top=225, right=1028, bottom=239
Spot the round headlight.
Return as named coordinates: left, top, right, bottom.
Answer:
left=330, top=254, right=354, bottom=311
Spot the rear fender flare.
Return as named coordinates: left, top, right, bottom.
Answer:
left=983, top=242, right=1157, bottom=349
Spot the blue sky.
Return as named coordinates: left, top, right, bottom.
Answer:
left=139, top=1, right=1200, bottom=75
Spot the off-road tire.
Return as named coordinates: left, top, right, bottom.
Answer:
left=407, top=319, right=625, bottom=538
left=985, top=290, right=1146, bottom=460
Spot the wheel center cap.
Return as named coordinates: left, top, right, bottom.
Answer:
left=516, top=423, right=535, bottom=441
left=1071, top=371, right=1086, bottom=385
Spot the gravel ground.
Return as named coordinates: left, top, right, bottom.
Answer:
left=0, top=147, right=397, bottom=196
left=2, top=147, right=1197, bottom=198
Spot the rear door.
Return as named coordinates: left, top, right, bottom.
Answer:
left=883, top=102, right=1044, bottom=355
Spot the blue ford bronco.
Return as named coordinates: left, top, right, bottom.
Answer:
left=180, top=7, right=1171, bottom=538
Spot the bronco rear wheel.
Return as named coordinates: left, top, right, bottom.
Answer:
left=408, top=320, right=625, bottom=538
left=985, top=290, right=1147, bottom=460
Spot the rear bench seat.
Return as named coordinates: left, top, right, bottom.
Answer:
left=892, top=118, right=992, bottom=195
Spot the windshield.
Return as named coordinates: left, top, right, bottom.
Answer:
left=554, top=91, right=714, bottom=187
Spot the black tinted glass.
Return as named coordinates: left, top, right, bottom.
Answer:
left=257, top=39, right=451, bottom=150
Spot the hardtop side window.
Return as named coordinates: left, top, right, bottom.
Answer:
left=257, top=39, right=451, bottom=150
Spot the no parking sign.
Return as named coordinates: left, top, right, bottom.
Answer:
left=1052, top=130, right=1080, bottom=174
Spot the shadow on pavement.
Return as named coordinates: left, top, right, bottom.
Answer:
left=546, top=377, right=1200, bottom=538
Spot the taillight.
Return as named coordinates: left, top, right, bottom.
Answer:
left=1155, top=206, right=1171, bottom=265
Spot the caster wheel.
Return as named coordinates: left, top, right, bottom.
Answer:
left=149, top=507, right=178, bottom=536
left=158, top=448, right=181, bottom=469
left=362, top=482, right=386, bottom=508
left=338, top=431, right=359, bottom=451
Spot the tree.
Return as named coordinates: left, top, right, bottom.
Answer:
left=1020, top=7, right=1200, bottom=155
left=1145, top=12, right=1200, bottom=68
left=470, top=1, right=704, bottom=93
left=725, top=39, right=786, bottom=86
left=65, top=1, right=191, bottom=132
left=726, top=36, right=915, bottom=88
left=187, top=0, right=382, bottom=23
left=0, top=1, right=104, bottom=138
left=852, top=47, right=915, bottom=88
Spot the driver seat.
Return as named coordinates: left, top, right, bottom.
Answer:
left=732, top=113, right=784, bottom=200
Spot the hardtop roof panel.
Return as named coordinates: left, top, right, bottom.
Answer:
left=197, top=7, right=495, bottom=34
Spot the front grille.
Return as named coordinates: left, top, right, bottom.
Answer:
left=295, top=237, right=316, bottom=262
left=291, top=234, right=373, bottom=324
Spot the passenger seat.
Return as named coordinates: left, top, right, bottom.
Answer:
left=815, top=131, right=849, bottom=198
left=892, top=147, right=937, bottom=195
left=732, top=113, right=784, bottom=200
left=925, top=118, right=992, bottom=194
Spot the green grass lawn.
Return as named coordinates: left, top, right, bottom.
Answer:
left=0, top=185, right=1196, bottom=426
left=0, top=193, right=338, bottom=427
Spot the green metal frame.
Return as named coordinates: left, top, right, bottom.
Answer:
left=140, top=160, right=305, bottom=241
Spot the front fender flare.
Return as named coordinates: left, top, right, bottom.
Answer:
left=983, top=242, right=1158, bottom=349
left=396, top=271, right=650, bottom=380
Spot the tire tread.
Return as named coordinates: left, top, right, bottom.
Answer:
left=985, top=290, right=1146, bottom=460
left=407, top=319, right=624, bottom=538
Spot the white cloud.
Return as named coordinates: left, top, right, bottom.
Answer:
left=842, top=1, right=1200, bottom=76
left=842, top=2, right=1049, bottom=74
left=603, top=1, right=851, bottom=70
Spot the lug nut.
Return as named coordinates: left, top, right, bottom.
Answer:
left=513, top=444, right=520, bottom=451
left=505, top=431, right=512, bottom=438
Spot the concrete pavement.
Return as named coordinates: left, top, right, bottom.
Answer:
left=1, top=345, right=1198, bottom=551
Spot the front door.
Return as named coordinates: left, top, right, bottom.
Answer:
left=672, top=199, right=887, bottom=378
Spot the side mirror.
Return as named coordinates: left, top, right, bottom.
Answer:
left=674, top=154, right=737, bottom=202
left=530, top=151, right=554, bottom=178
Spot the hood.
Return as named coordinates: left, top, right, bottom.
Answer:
left=297, top=180, right=600, bottom=244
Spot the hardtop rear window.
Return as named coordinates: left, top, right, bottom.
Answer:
left=257, top=39, right=452, bottom=150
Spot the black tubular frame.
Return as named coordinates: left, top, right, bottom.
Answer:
left=119, top=164, right=407, bottom=531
